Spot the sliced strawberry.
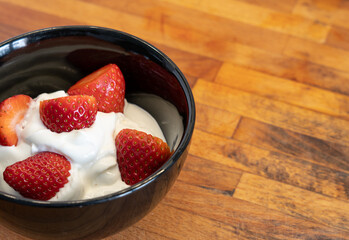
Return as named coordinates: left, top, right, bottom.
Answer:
left=68, top=63, right=125, bottom=113
left=3, top=152, right=71, bottom=201
left=39, top=95, right=97, bottom=133
left=0, top=94, right=32, bottom=146
left=115, top=129, right=171, bottom=185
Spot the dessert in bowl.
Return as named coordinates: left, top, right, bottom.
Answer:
left=0, top=26, right=195, bottom=239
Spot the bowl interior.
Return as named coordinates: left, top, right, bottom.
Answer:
left=0, top=26, right=192, bottom=151
left=0, top=26, right=194, bottom=201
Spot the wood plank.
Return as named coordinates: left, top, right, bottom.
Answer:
left=326, top=26, right=349, bottom=52
left=85, top=0, right=292, bottom=54
left=206, top=41, right=349, bottom=96
left=110, top=225, right=174, bottom=240
left=0, top=0, right=155, bottom=39
left=162, top=0, right=330, bottom=42
left=193, top=79, right=349, bottom=145
left=215, top=63, right=349, bottom=119
left=233, top=117, right=349, bottom=172
left=178, top=154, right=242, bottom=192
left=190, top=129, right=349, bottom=200
left=340, top=0, right=349, bottom=9
left=0, top=2, right=80, bottom=38
left=182, top=75, right=197, bottom=88
left=152, top=43, right=222, bottom=83
left=234, top=173, right=349, bottom=231
left=218, top=44, right=349, bottom=96
left=0, top=23, right=24, bottom=42
left=284, top=37, right=349, bottom=72
left=120, top=200, right=238, bottom=239
left=293, top=0, right=349, bottom=30
left=162, top=181, right=349, bottom=240
left=0, top=224, right=28, bottom=240
left=195, top=103, right=241, bottom=138
left=293, top=0, right=341, bottom=22
left=238, top=0, right=298, bottom=12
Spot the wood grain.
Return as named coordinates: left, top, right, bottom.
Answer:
left=163, top=0, right=330, bottom=42
left=215, top=63, right=349, bottom=119
left=233, top=117, right=349, bottom=172
left=195, top=103, right=241, bottom=138
left=0, top=0, right=348, bottom=239
left=191, top=129, right=349, bottom=200
left=284, top=37, right=349, bottom=72
left=234, top=173, right=349, bottom=230
left=327, top=26, right=349, bottom=51
left=194, top=79, right=349, bottom=145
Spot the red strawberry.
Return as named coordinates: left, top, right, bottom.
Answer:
left=68, top=64, right=125, bottom=113
left=39, top=95, right=97, bottom=133
left=3, top=152, right=71, bottom=201
left=115, top=129, right=171, bottom=185
left=0, top=94, right=32, bottom=146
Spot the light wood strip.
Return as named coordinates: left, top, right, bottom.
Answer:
left=293, top=0, right=349, bottom=30
left=293, top=0, right=341, bottom=21
left=162, top=0, right=330, bottom=42
left=234, top=173, right=349, bottom=230
left=194, top=79, right=349, bottom=145
left=284, top=37, right=349, bottom=72
left=110, top=228, right=170, bottom=240
left=195, top=103, right=241, bottom=138
left=215, top=63, right=349, bottom=119
left=238, top=0, right=298, bottom=12
left=233, top=50, right=349, bottom=96
left=82, top=0, right=291, bottom=54
left=123, top=200, right=238, bottom=239
left=178, top=154, right=242, bottom=192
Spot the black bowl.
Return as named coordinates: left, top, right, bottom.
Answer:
left=0, top=26, right=195, bottom=239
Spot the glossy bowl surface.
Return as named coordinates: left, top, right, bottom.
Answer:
left=0, top=26, right=195, bottom=239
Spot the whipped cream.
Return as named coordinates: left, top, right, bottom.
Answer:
left=0, top=91, right=166, bottom=201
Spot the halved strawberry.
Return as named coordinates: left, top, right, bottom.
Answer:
left=3, top=151, right=71, bottom=201
left=39, top=95, right=97, bottom=133
left=115, top=129, right=171, bottom=185
left=0, top=94, right=32, bottom=146
left=68, top=64, right=125, bottom=113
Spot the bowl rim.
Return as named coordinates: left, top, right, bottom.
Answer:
left=0, top=25, right=196, bottom=208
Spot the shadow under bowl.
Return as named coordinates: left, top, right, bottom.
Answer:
left=0, top=26, right=195, bottom=239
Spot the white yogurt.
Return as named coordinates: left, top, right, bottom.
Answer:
left=0, top=91, right=166, bottom=201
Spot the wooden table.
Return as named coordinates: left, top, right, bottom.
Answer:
left=0, top=0, right=349, bottom=239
